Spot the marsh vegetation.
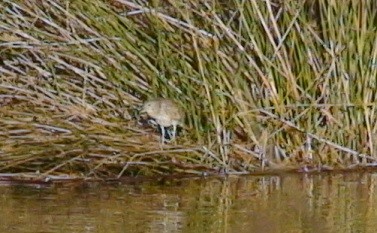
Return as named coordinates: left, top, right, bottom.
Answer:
left=1, top=0, right=377, bottom=180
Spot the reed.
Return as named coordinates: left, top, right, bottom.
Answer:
left=1, top=0, right=377, bottom=179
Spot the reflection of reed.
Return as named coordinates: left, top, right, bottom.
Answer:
left=0, top=174, right=375, bottom=232
left=147, top=195, right=183, bottom=233
left=181, top=173, right=377, bottom=232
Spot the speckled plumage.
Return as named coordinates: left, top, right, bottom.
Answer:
left=141, top=98, right=184, bottom=143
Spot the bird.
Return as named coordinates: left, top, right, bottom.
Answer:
left=140, top=98, right=184, bottom=143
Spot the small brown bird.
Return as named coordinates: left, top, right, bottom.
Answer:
left=140, top=98, right=184, bottom=143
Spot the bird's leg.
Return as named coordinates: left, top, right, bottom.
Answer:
left=160, top=125, right=166, bottom=144
left=172, top=124, right=177, bottom=141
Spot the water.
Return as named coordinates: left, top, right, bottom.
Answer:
left=1, top=172, right=377, bottom=233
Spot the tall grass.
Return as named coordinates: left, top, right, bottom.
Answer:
left=1, top=0, right=377, bottom=179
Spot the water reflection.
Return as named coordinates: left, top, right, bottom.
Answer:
left=0, top=172, right=377, bottom=233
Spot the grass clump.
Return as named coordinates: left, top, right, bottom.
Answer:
left=1, top=0, right=377, bottom=179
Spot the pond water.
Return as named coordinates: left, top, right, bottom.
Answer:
left=1, top=172, right=377, bottom=233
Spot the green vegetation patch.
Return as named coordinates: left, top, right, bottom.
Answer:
left=1, top=0, right=377, bottom=179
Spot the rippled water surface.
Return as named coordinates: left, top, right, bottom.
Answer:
left=1, top=172, right=377, bottom=233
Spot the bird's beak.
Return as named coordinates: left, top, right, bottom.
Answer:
left=139, top=106, right=146, bottom=114
left=136, top=103, right=144, bottom=113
